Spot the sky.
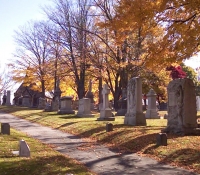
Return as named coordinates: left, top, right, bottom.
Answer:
left=0, top=0, right=53, bottom=69
left=0, top=0, right=53, bottom=99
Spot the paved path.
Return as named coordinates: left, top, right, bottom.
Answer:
left=0, top=112, right=198, bottom=175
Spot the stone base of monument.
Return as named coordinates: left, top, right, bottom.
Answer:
left=145, top=109, right=160, bottom=119
left=57, top=109, right=75, bottom=115
left=115, top=109, right=127, bottom=116
left=76, top=113, right=95, bottom=117
left=97, top=109, right=115, bottom=121
left=162, top=126, right=200, bottom=136
left=124, top=112, right=146, bottom=126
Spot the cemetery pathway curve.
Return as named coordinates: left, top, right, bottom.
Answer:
left=0, top=112, right=198, bottom=175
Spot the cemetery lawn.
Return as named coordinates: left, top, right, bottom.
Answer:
left=0, top=127, right=95, bottom=175
left=1, top=106, right=200, bottom=174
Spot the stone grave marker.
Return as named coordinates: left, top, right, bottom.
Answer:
left=19, top=139, right=30, bottom=157
left=106, top=123, right=113, bottom=132
left=6, top=90, right=11, bottom=105
left=1, top=123, right=10, bottom=135
left=97, top=84, right=115, bottom=121
left=156, top=133, right=167, bottom=146
left=58, top=96, right=75, bottom=114
left=145, top=89, right=160, bottom=119
left=124, top=77, right=146, bottom=125
left=162, top=78, right=197, bottom=135
left=76, top=98, right=95, bottom=117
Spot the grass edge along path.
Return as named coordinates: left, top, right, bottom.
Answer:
left=0, top=106, right=200, bottom=174
left=0, top=127, right=96, bottom=175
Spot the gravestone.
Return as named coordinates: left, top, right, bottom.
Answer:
left=85, top=80, right=95, bottom=110
left=52, top=79, right=62, bottom=111
left=19, top=140, right=30, bottom=157
left=106, top=123, right=113, bottom=132
left=145, top=89, right=160, bottom=119
left=196, top=96, right=200, bottom=111
left=76, top=98, right=95, bottom=117
left=6, top=90, right=11, bottom=105
left=97, top=84, right=115, bottom=121
left=58, top=96, right=75, bottom=114
left=124, top=77, right=146, bottom=125
left=162, top=78, right=197, bottom=135
left=22, top=95, right=30, bottom=107
left=115, top=88, right=127, bottom=116
left=156, top=133, right=167, bottom=146
left=2, top=90, right=6, bottom=105
left=1, top=123, right=10, bottom=135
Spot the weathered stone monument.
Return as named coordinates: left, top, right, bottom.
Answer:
left=97, top=84, right=115, bottom=121
left=162, top=78, right=197, bottom=135
left=156, top=133, right=167, bottom=146
left=196, top=96, right=200, bottom=111
left=58, top=96, right=75, bottom=114
left=85, top=80, right=95, bottom=109
left=51, top=79, right=62, bottom=111
left=2, top=90, right=6, bottom=105
left=1, top=123, right=10, bottom=135
left=124, top=77, right=146, bottom=125
left=6, top=90, right=11, bottom=105
left=145, top=89, right=160, bottom=119
left=76, top=98, right=94, bottom=117
left=19, top=140, right=30, bottom=157
left=115, top=88, right=127, bottom=116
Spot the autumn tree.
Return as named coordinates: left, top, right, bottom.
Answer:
left=11, top=21, right=53, bottom=97
left=44, top=0, right=96, bottom=99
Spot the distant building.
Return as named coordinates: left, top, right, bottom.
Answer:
left=13, top=83, right=44, bottom=108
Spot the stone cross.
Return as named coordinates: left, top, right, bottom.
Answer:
left=102, top=84, right=110, bottom=109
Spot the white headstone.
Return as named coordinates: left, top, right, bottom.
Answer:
left=97, top=84, right=115, bottom=121
left=124, top=77, right=146, bottom=125
left=196, top=96, right=200, bottom=111
left=6, top=90, right=11, bottom=105
left=76, top=98, right=94, bottom=117
left=145, top=89, right=160, bottom=119
left=19, top=140, right=30, bottom=157
left=163, top=78, right=197, bottom=135
left=58, top=96, right=75, bottom=114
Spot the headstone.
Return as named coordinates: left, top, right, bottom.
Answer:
left=106, top=123, right=113, bottom=132
left=115, top=88, right=127, bottom=116
left=58, top=96, right=75, bottom=114
left=2, top=90, right=6, bottom=105
left=6, top=90, right=11, bottom=105
left=162, top=78, right=197, bottom=135
left=22, top=95, right=30, bottom=107
left=19, top=140, right=30, bottom=157
left=97, top=84, right=115, bottom=121
left=52, top=96, right=60, bottom=111
left=85, top=80, right=95, bottom=110
left=124, top=77, right=146, bottom=125
left=1, top=123, right=10, bottom=135
left=156, top=133, right=167, bottom=146
left=145, top=89, right=160, bottom=119
left=76, top=98, right=95, bottom=117
left=38, top=97, right=46, bottom=109
left=196, top=96, right=200, bottom=111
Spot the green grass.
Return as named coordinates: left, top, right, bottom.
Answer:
left=0, top=127, right=95, bottom=175
left=1, top=106, right=200, bottom=174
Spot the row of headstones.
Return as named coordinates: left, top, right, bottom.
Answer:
left=1, top=123, right=30, bottom=157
